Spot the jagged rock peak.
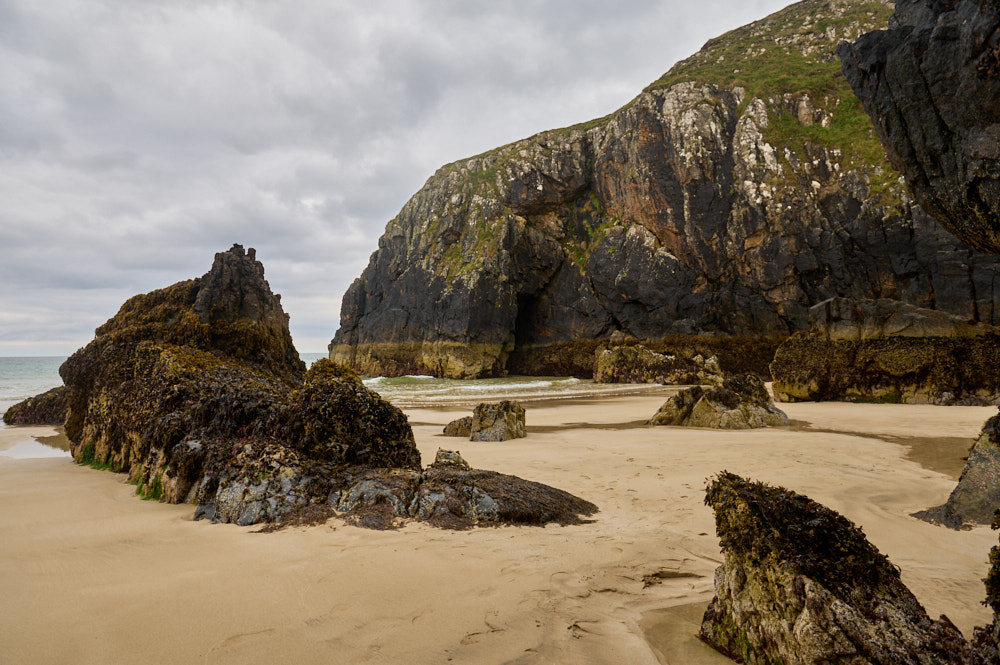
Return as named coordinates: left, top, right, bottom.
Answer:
left=194, top=243, right=286, bottom=327
left=331, top=0, right=1000, bottom=379
left=839, top=0, right=1000, bottom=252
left=94, top=243, right=301, bottom=373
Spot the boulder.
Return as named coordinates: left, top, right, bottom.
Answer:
left=3, top=386, right=67, bottom=426
left=649, top=374, right=788, bottom=429
left=916, top=410, right=1000, bottom=528
left=442, top=416, right=473, bottom=437
left=700, top=472, right=986, bottom=664
left=593, top=345, right=722, bottom=385
left=471, top=401, right=526, bottom=442
left=771, top=298, right=1000, bottom=404
left=429, top=449, right=470, bottom=470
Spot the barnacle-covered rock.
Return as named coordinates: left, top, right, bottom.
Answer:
left=700, top=472, right=985, bottom=664
left=593, top=345, right=722, bottom=385
left=3, top=386, right=67, bottom=426
left=471, top=401, right=526, bottom=441
left=9, top=245, right=594, bottom=529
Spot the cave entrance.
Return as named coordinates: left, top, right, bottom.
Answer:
left=513, top=293, right=541, bottom=348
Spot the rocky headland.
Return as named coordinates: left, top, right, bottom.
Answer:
left=700, top=472, right=994, bottom=664
left=771, top=297, right=1000, bottom=404
left=5, top=245, right=596, bottom=528
left=331, top=0, right=1000, bottom=379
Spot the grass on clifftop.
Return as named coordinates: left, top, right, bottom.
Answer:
left=646, top=0, right=901, bottom=194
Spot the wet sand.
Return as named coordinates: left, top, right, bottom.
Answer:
left=0, top=397, right=995, bottom=664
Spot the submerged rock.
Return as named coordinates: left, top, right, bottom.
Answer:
left=471, top=401, right=526, bottom=442
left=9, top=245, right=595, bottom=529
left=771, top=298, right=1000, bottom=404
left=916, top=410, right=1000, bottom=529
left=593, top=345, right=722, bottom=385
left=649, top=374, right=787, bottom=429
left=442, top=416, right=473, bottom=437
left=3, top=386, right=68, bottom=426
left=700, top=472, right=986, bottom=664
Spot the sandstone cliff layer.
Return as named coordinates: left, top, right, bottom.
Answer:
left=839, top=0, right=1000, bottom=253
left=332, top=0, right=1000, bottom=379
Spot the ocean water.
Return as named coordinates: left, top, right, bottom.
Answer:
left=0, top=353, right=659, bottom=416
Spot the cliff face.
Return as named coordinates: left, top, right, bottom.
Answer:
left=839, top=0, right=1000, bottom=252
left=331, top=0, right=1000, bottom=379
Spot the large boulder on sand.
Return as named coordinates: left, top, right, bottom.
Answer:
left=700, top=472, right=987, bottom=664
left=9, top=245, right=596, bottom=529
left=471, top=401, right=526, bottom=441
left=649, top=374, right=788, bottom=429
left=771, top=298, right=1000, bottom=404
left=593, top=344, right=722, bottom=385
left=916, top=410, right=1000, bottom=528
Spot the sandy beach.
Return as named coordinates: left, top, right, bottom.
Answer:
left=1, top=395, right=996, bottom=665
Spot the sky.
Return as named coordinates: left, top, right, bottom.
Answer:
left=1, top=0, right=793, bottom=356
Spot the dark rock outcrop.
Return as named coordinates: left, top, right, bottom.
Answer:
left=471, top=401, right=526, bottom=442
left=3, top=386, right=67, bottom=426
left=332, top=0, right=1000, bottom=379
left=917, top=410, right=1000, bottom=528
left=9, top=245, right=596, bottom=528
left=700, top=472, right=987, bottom=664
left=839, top=0, right=1000, bottom=253
left=649, top=374, right=788, bottom=429
left=772, top=298, right=1000, bottom=403
left=593, top=345, right=722, bottom=385
left=443, top=416, right=473, bottom=437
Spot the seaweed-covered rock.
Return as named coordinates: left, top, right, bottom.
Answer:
left=772, top=298, right=1000, bottom=404
left=442, top=416, right=473, bottom=437
left=700, top=472, right=984, bottom=664
left=471, top=401, right=526, bottom=442
left=10, top=245, right=595, bottom=529
left=917, top=410, right=1000, bottom=528
left=839, top=0, right=1000, bottom=254
left=593, top=345, right=722, bottom=385
left=3, top=386, right=67, bottom=425
left=649, top=374, right=788, bottom=429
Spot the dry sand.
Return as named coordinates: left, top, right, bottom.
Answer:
left=0, top=396, right=996, bottom=665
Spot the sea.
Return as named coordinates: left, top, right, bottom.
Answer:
left=0, top=353, right=662, bottom=416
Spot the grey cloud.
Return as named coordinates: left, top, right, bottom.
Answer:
left=0, top=0, right=793, bottom=355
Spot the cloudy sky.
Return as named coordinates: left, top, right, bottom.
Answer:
left=1, top=0, right=792, bottom=356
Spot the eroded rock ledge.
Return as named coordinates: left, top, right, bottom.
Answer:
left=5, top=245, right=596, bottom=529
left=771, top=298, right=1000, bottom=404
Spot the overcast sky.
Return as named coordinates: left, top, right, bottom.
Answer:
left=1, top=0, right=793, bottom=356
